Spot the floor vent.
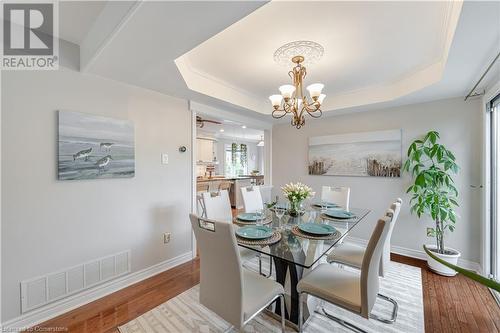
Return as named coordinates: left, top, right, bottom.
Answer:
left=21, top=250, right=131, bottom=313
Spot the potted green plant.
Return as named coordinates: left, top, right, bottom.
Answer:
left=403, top=131, right=460, bottom=276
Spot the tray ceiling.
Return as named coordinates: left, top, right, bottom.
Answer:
left=176, top=1, right=463, bottom=114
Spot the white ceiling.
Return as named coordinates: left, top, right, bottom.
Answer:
left=175, top=1, right=463, bottom=113
left=59, top=1, right=107, bottom=45
left=54, top=1, right=500, bottom=120
left=198, top=117, right=264, bottom=142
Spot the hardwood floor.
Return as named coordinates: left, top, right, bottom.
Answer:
left=32, top=259, right=200, bottom=333
left=32, top=255, right=499, bottom=333
left=392, top=254, right=500, bottom=333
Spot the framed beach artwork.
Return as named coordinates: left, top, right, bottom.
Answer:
left=308, top=129, right=402, bottom=178
left=58, top=111, right=135, bottom=180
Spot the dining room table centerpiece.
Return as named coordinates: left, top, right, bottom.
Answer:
left=282, top=182, right=315, bottom=217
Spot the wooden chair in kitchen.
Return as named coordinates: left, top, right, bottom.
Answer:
left=196, top=182, right=210, bottom=217
left=218, top=181, right=232, bottom=194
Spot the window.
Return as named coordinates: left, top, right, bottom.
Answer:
left=224, top=143, right=248, bottom=176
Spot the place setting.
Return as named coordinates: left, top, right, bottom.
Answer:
left=320, top=207, right=358, bottom=221
left=235, top=225, right=282, bottom=246
left=233, top=211, right=273, bottom=225
left=291, top=211, right=342, bottom=240
left=310, top=201, right=340, bottom=210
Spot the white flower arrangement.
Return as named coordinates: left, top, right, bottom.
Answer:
left=281, top=182, right=315, bottom=203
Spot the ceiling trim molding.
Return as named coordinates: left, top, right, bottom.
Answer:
left=176, top=57, right=268, bottom=112
left=177, top=1, right=463, bottom=115
left=80, top=1, right=142, bottom=72
left=189, top=101, right=272, bottom=130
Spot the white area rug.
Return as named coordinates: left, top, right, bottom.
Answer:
left=119, top=259, right=424, bottom=333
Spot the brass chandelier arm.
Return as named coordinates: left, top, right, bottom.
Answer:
left=272, top=109, right=288, bottom=119
left=269, top=54, right=324, bottom=129
left=306, top=108, right=323, bottom=118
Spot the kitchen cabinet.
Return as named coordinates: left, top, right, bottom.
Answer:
left=197, top=138, right=215, bottom=163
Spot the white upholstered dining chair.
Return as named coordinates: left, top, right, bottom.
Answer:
left=298, top=210, right=398, bottom=332
left=201, top=190, right=233, bottom=223
left=189, top=214, right=285, bottom=332
left=321, top=186, right=350, bottom=210
left=201, top=190, right=271, bottom=277
left=241, top=186, right=264, bottom=213
left=327, top=199, right=402, bottom=277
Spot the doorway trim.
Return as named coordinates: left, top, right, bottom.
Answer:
left=188, top=101, right=273, bottom=257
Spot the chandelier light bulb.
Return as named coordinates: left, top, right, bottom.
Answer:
left=317, top=94, right=326, bottom=105
left=307, top=83, right=324, bottom=99
left=269, top=94, right=283, bottom=108
left=279, top=84, right=296, bottom=99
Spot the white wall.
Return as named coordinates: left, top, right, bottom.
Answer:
left=272, top=97, right=483, bottom=264
left=1, top=68, right=193, bottom=321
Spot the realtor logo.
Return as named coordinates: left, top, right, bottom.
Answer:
left=2, top=2, right=58, bottom=70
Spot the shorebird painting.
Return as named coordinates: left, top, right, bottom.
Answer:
left=96, top=155, right=113, bottom=172
left=100, top=142, right=114, bottom=152
left=58, top=111, right=134, bottom=180
left=73, top=148, right=92, bottom=161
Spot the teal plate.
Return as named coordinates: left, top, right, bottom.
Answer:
left=237, top=213, right=263, bottom=221
left=236, top=226, right=273, bottom=240
left=312, top=202, right=339, bottom=208
left=298, top=223, right=336, bottom=236
left=324, top=209, right=355, bottom=219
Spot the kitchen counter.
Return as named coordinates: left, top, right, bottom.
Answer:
left=197, top=175, right=263, bottom=183
left=197, top=175, right=265, bottom=208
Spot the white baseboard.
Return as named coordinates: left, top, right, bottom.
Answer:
left=2, top=251, right=194, bottom=330
left=345, top=236, right=482, bottom=273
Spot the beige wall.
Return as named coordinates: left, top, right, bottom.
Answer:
left=1, top=69, right=193, bottom=321
left=272, top=97, right=483, bottom=264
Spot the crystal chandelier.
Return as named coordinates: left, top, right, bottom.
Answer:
left=269, top=42, right=325, bottom=129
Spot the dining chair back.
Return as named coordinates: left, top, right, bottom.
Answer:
left=321, top=186, right=350, bottom=210
left=360, top=211, right=394, bottom=318
left=202, top=190, right=232, bottom=223
left=189, top=214, right=244, bottom=327
left=380, top=199, right=402, bottom=277
left=241, top=186, right=264, bottom=213
left=259, top=185, right=274, bottom=205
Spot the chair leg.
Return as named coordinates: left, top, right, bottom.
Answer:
left=258, top=254, right=273, bottom=278
left=268, top=258, right=273, bottom=277
left=280, top=294, right=286, bottom=333
left=223, top=325, right=234, bottom=333
left=258, top=254, right=263, bottom=275
left=298, top=292, right=304, bottom=333
left=369, top=293, right=398, bottom=324
left=319, top=308, right=368, bottom=333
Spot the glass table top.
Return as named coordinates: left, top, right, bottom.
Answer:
left=236, top=207, right=370, bottom=269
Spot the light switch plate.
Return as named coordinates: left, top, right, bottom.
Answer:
left=161, top=154, right=168, bottom=164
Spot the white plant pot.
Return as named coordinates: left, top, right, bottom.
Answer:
left=425, top=244, right=461, bottom=277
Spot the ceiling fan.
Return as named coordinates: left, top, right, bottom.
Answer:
left=196, top=116, right=221, bottom=128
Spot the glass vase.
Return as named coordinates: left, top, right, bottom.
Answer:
left=288, top=199, right=304, bottom=217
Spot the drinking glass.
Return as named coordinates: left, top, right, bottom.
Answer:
left=255, top=208, right=264, bottom=226
left=308, top=210, right=317, bottom=223
left=275, top=204, right=286, bottom=230
left=321, top=200, right=328, bottom=212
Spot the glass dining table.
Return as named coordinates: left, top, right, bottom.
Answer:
left=236, top=206, right=371, bottom=326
